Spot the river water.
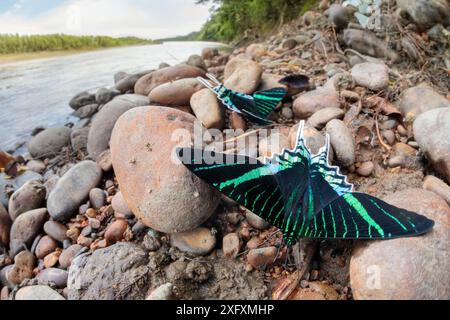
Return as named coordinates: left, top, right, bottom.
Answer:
left=0, top=42, right=222, bottom=152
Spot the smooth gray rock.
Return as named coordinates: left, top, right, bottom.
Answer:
left=87, top=94, right=149, bottom=159
left=9, top=208, right=48, bottom=256
left=73, top=104, right=98, bottom=119
left=47, top=161, right=102, bottom=221
left=69, top=91, right=96, bottom=110
left=343, top=29, right=399, bottom=61
left=0, top=171, right=43, bottom=208
left=95, top=87, right=120, bottom=105
left=8, top=179, right=46, bottom=221
left=326, top=119, right=355, bottom=167
left=37, top=268, right=68, bottom=288
left=28, top=127, right=72, bottom=158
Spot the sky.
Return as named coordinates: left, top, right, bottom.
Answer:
left=0, top=0, right=213, bottom=39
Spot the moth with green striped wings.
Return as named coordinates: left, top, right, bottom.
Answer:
left=197, top=73, right=286, bottom=125
left=177, top=121, right=434, bottom=246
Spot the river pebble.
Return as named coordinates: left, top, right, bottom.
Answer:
left=149, top=78, right=204, bottom=106
left=146, top=283, right=174, bottom=300
left=28, top=127, right=72, bottom=159
left=59, top=244, right=83, bottom=269
left=15, top=285, right=65, bottom=300
left=6, top=250, right=36, bottom=285
left=105, top=219, right=129, bottom=245
left=293, top=88, right=340, bottom=119
left=326, top=120, right=355, bottom=167
left=170, top=227, right=216, bottom=256
left=89, top=188, right=106, bottom=210
left=37, top=268, right=68, bottom=288
left=0, top=203, right=11, bottom=247
left=44, top=221, right=68, bottom=243
left=135, top=64, right=205, bottom=96
left=222, top=233, right=241, bottom=258
left=35, top=236, right=57, bottom=259
left=351, top=62, right=389, bottom=91
left=247, top=247, right=278, bottom=270
left=307, top=107, right=345, bottom=129
left=8, top=179, right=46, bottom=221
left=10, top=208, right=47, bottom=256
left=47, top=161, right=102, bottom=221
left=69, top=91, right=96, bottom=110
left=190, top=88, right=225, bottom=130
left=245, top=211, right=270, bottom=230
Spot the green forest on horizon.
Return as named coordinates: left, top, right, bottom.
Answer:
left=0, top=34, right=153, bottom=55
left=195, top=0, right=318, bottom=42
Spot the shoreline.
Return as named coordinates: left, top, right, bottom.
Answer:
left=0, top=44, right=155, bottom=65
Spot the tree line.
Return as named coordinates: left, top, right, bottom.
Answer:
left=195, top=0, right=317, bottom=42
left=0, top=34, right=153, bottom=55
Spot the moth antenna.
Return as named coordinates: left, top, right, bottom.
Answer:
left=206, top=73, right=221, bottom=86
left=197, top=77, right=217, bottom=94
left=294, top=120, right=306, bottom=150
left=325, top=134, right=331, bottom=155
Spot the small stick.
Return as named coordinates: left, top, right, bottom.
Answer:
left=375, top=113, right=392, bottom=152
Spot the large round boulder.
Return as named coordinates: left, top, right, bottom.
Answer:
left=350, top=189, right=450, bottom=300
left=87, top=94, right=149, bottom=159
left=110, top=106, right=220, bottom=233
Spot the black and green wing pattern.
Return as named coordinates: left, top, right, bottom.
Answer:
left=197, top=73, right=286, bottom=125
left=177, top=121, right=434, bottom=246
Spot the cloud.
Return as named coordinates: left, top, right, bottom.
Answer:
left=0, top=0, right=211, bottom=38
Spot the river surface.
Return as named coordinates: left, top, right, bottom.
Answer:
left=0, top=42, right=222, bottom=152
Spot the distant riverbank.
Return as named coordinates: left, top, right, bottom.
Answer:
left=0, top=49, right=101, bottom=64
left=0, top=45, right=158, bottom=65
left=0, top=34, right=154, bottom=64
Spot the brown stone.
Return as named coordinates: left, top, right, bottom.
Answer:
left=105, top=219, right=129, bottom=245
left=170, top=227, right=216, bottom=256
left=350, top=189, right=450, bottom=300
left=222, top=233, right=241, bottom=258
left=110, top=106, right=220, bottom=233
left=135, top=64, right=205, bottom=96
left=149, top=78, right=204, bottom=106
